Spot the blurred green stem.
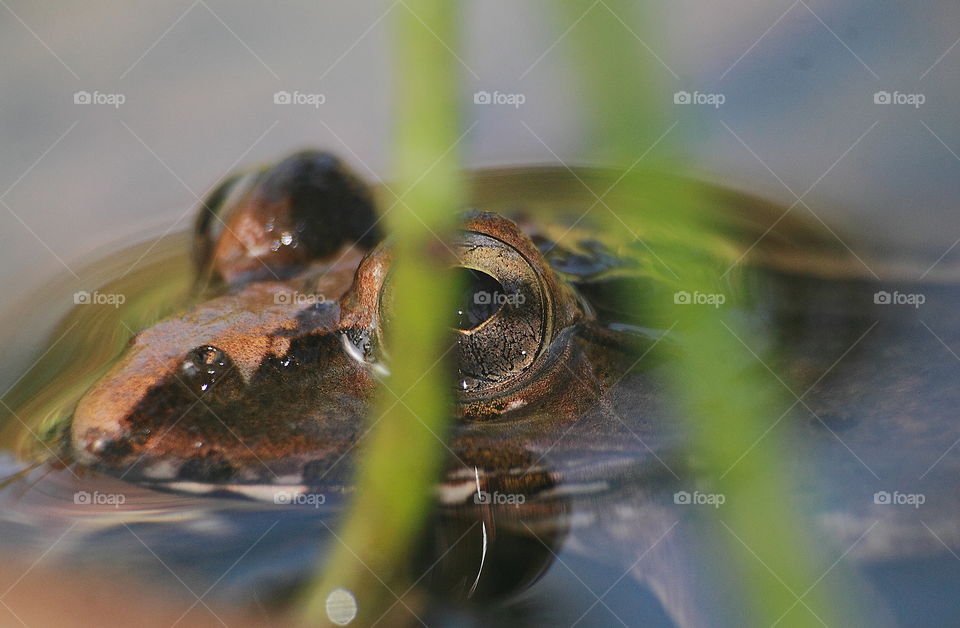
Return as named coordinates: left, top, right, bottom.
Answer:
left=559, top=0, right=856, bottom=625
left=299, top=1, right=463, bottom=625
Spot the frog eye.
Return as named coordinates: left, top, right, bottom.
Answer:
left=193, top=151, right=382, bottom=288
left=451, top=230, right=550, bottom=397
left=349, top=211, right=583, bottom=404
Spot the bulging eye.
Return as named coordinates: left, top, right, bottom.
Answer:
left=355, top=211, right=584, bottom=405
left=193, top=151, right=381, bottom=288
left=452, top=230, right=549, bottom=397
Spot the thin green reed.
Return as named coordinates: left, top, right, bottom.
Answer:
left=300, top=0, right=463, bottom=624
left=558, top=0, right=856, bottom=625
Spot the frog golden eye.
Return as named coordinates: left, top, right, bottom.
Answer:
left=347, top=211, right=584, bottom=403
left=451, top=230, right=549, bottom=397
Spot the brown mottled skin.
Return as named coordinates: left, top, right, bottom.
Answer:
left=70, top=151, right=660, bottom=491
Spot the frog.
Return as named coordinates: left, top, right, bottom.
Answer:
left=61, top=151, right=960, bottom=625
left=65, top=151, right=683, bottom=608
left=69, top=150, right=668, bottom=502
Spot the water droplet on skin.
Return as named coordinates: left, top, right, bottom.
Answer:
left=280, top=232, right=294, bottom=246
left=194, top=441, right=204, bottom=449
left=270, top=239, right=281, bottom=252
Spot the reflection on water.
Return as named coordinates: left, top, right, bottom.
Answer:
left=2, top=170, right=960, bottom=626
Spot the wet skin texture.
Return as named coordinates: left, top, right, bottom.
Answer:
left=70, top=151, right=653, bottom=490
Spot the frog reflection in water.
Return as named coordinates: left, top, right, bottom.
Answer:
left=71, top=150, right=655, bottom=499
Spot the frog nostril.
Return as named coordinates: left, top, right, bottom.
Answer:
left=181, top=345, right=231, bottom=393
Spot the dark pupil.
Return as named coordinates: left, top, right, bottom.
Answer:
left=454, top=268, right=506, bottom=331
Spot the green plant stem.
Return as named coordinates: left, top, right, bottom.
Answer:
left=298, top=1, right=463, bottom=626
left=558, top=0, right=857, bottom=625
